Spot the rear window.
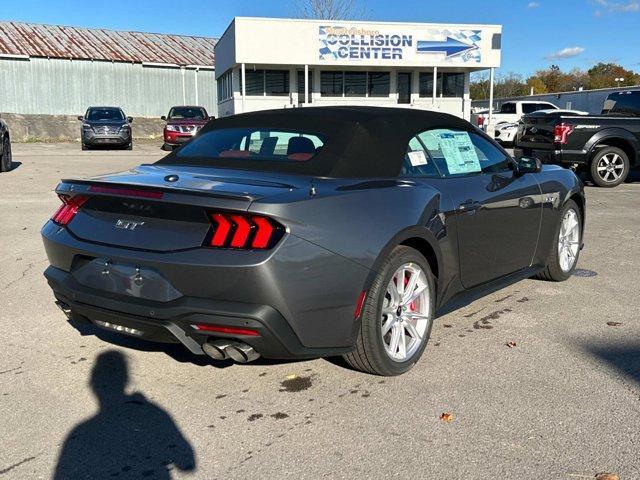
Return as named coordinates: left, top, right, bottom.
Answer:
left=86, top=108, right=124, bottom=121
left=602, top=91, right=640, bottom=115
left=499, top=103, right=517, bottom=114
left=168, top=107, right=208, bottom=120
left=175, top=128, right=325, bottom=162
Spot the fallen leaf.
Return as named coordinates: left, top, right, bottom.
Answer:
left=595, top=473, right=619, bottom=480
left=606, top=322, right=623, bottom=327
left=439, top=412, right=453, bottom=422
left=285, top=374, right=297, bottom=380
left=505, top=341, right=517, bottom=348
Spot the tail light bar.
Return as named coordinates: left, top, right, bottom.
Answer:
left=554, top=123, right=574, bottom=145
left=477, top=116, right=485, bottom=127
left=51, top=195, right=88, bottom=225
left=207, top=211, right=284, bottom=250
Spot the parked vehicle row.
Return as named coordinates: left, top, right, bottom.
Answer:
left=472, top=100, right=560, bottom=128
left=494, top=109, right=588, bottom=147
left=77, top=105, right=214, bottom=152
left=0, top=115, right=11, bottom=172
left=42, top=106, right=585, bottom=376
left=515, top=90, right=640, bottom=188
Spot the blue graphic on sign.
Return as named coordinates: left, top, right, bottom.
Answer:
left=416, top=37, right=477, bottom=57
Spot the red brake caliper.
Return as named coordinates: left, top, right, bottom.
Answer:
left=404, top=273, right=417, bottom=311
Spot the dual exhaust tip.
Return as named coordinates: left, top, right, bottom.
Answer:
left=202, top=339, right=260, bottom=363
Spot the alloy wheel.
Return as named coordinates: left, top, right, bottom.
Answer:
left=381, top=263, right=431, bottom=362
left=596, top=153, right=625, bottom=183
left=558, top=208, right=580, bottom=272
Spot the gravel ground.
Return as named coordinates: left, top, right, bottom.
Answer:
left=0, top=143, right=638, bottom=480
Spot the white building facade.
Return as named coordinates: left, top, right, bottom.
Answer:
left=215, top=17, right=502, bottom=120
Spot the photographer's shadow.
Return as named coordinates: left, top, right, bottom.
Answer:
left=54, top=350, right=196, bottom=480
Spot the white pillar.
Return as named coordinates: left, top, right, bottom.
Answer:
left=462, top=72, right=471, bottom=121
left=432, top=66, right=438, bottom=108
left=304, top=65, right=309, bottom=105
left=241, top=63, right=246, bottom=114
left=488, top=68, right=494, bottom=125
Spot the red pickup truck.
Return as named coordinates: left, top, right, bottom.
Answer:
left=161, top=106, right=212, bottom=150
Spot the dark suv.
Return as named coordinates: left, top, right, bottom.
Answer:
left=79, top=107, right=133, bottom=150
left=0, top=115, right=11, bottom=172
left=161, top=106, right=211, bottom=150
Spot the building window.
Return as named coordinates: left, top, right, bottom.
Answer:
left=297, top=70, right=314, bottom=103
left=441, top=73, right=464, bottom=97
left=419, top=72, right=465, bottom=98
left=320, top=71, right=390, bottom=98
left=321, top=71, right=344, bottom=96
left=217, top=70, right=233, bottom=102
left=368, top=72, right=390, bottom=97
left=265, top=70, right=290, bottom=96
left=419, top=72, right=434, bottom=97
left=242, top=69, right=290, bottom=96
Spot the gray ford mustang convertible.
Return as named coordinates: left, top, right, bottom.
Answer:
left=42, top=107, right=585, bottom=376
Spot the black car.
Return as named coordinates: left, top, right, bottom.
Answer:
left=516, top=90, right=640, bottom=187
left=42, top=107, right=585, bottom=376
left=0, top=115, right=11, bottom=172
left=79, top=107, right=133, bottom=151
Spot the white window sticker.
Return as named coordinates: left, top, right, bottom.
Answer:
left=430, top=129, right=481, bottom=175
left=407, top=150, right=428, bottom=166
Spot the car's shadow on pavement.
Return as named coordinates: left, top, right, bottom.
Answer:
left=53, top=350, right=197, bottom=480
left=67, top=315, right=308, bottom=369
left=583, top=342, right=640, bottom=387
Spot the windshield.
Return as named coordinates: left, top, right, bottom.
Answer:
left=175, top=128, right=325, bottom=163
left=168, top=107, right=207, bottom=120
left=86, top=108, right=125, bottom=121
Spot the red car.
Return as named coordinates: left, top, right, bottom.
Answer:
left=161, top=106, right=212, bottom=150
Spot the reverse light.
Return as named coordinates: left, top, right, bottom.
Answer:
left=51, top=195, right=88, bottom=225
left=191, top=324, right=260, bottom=336
left=207, top=211, right=284, bottom=250
left=554, top=123, right=574, bottom=145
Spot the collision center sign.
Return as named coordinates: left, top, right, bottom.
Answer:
left=319, top=25, right=488, bottom=65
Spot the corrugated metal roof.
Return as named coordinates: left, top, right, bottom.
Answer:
left=0, top=21, right=216, bottom=66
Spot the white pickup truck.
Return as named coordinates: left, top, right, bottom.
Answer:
left=472, top=100, right=559, bottom=128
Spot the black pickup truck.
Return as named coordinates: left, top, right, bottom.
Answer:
left=515, top=90, right=640, bottom=187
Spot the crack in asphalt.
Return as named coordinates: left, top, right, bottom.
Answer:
left=0, top=262, right=34, bottom=292
left=0, top=456, right=36, bottom=475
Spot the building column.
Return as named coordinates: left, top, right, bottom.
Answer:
left=194, top=68, right=199, bottom=106
left=181, top=67, right=186, bottom=105
left=432, top=66, right=438, bottom=108
left=304, top=64, right=309, bottom=105
left=488, top=67, right=495, bottom=136
left=241, top=63, right=246, bottom=114
left=462, top=71, right=470, bottom=121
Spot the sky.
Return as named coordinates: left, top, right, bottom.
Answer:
left=3, top=0, right=640, bottom=78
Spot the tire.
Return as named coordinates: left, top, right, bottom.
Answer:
left=343, top=246, right=436, bottom=376
left=589, top=146, right=629, bottom=188
left=0, top=136, right=11, bottom=172
left=81, top=143, right=89, bottom=151
left=535, top=199, right=582, bottom=282
left=125, top=142, right=133, bottom=151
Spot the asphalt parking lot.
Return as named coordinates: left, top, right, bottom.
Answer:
left=1, top=142, right=639, bottom=479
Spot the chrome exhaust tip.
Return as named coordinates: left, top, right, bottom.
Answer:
left=202, top=339, right=236, bottom=361
left=225, top=342, right=261, bottom=364
left=55, top=301, right=72, bottom=320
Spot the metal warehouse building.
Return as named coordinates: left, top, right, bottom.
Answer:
left=215, top=17, right=502, bottom=120
left=0, top=22, right=217, bottom=117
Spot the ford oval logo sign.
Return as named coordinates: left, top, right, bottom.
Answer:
left=164, top=174, right=179, bottom=182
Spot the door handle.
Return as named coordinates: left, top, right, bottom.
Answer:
left=459, top=200, right=483, bottom=213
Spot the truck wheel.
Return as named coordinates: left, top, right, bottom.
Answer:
left=589, top=147, right=629, bottom=188
left=1, top=136, right=12, bottom=172
left=343, top=246, right=435, bottom=376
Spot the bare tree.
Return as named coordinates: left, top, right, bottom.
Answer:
left=292, top=0, right=369, bottom=20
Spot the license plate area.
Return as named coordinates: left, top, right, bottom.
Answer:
left=71, top=257, right=182, bottom=302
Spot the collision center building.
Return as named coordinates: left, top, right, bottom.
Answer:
left=215, top=17, right=502, bottom=120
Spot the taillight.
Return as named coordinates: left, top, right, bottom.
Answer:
left=477, top=116, right=485, bottom=127
left=191, top=324, right=260, bottom=336
left=554, top=123, right=574, bottom=145
left=51, top=195, right=88, bottom=225
left=207, top=212, right=284, bottom=250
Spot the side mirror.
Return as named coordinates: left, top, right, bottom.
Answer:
left=516, top=156, right=542, bottom=175
left=161, top=116, right=167, bottom=121
left=77, top=116, right=84, bottom=121
left=127, top=117, right=133, bottom=123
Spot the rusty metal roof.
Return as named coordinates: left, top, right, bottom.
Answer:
left=0, top=21, right=216, bottom=66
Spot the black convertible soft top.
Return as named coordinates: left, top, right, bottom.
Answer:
left=156, top=106, right=475, bottom=178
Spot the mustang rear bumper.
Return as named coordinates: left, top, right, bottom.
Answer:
left=41, top=221, right=369, bottom=359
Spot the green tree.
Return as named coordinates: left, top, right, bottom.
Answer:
left=586, top=63, right=639, bottom=89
